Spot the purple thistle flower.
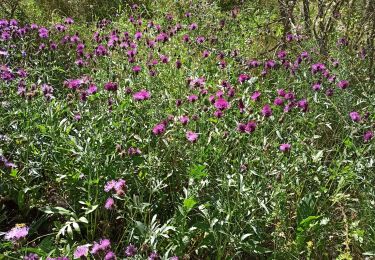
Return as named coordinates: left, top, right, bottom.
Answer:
left=186, top=131, right=198, bottom=143
left=182, top=34, right=190, bottom=43
left=202, top=50, right=210, bottom=58
left=170, top=257, right=179, bottom=260
left=104, top=180, right=116, bottom=192
left=65, top=79, right=83, bottom=90
left=55, top=24, right=66, bottom=32
left=188, top=95, right=198, bottom=103
left=132, top=65, right=141, bottom=74
left=153, top=123, right=166, bottom=135
left=280, top=143, right=291, bottom=152
left=134, top=31, right=142, bottom=40
left=176, top=59, right=182, bottom=69
left=74, top=114, right=81, bottom=121
left=297, top=99, right=309, bottom=112
left=196, top=36, right=205, bottom=44
left=364, top=131, right=373, bottom=142
left=4, top=226, right=29, bottom=241
left=265, top=60, right=276, bottom=69
left=251, top=91, right=261, bottom=101
left=125, top=244, right=137, bottom=257
left=214, top=110, right=223, bottom=118
left=312, top=83, right=322, bottom=91
left=38, top=27, right=49, bottom=38
left=175, top=99, right=182, bottom=107
left=95, top=45, right=108, bottom=56
left=189, top=23, right=198, bottom=30
left=99, top=238, right=111, bottom=251
left=160, top=54, right=169, bottom=63
left=24, top=253, right=39, bottom=260
left=91, top=242, right=101, bottom=255
left=311, top=63, right=326, bottom=74
left=349, top=112, right=361, bottom=122
left=238, top=74, right=250, bottom=84
left=73, top=245, right=89, bottom=259
left=87, top=84, right=98, bottom=95
left=127, top=147, right=141, bottom=156
left=214, top=98, right=229, bottom=111
left=237, top=123, right=247, bottom=133
left=133, top=90, right=151, bottom=101
left=274, top=97, right=284, bottom=106
left=104, top=82, right=118, bottom=92
left=247, top=59, right=261, bottom=68
left=245, top=121, right=257, bottom=133
left=277, top=89, right=286, bottom=97
left=326, top=88, right=334, bottom=96
left=4, top=161, right=17, bottom=168
left=284, top=92, right=295, bottom=100
left=277, top=50, right=287, bottom=60
left=64, top=17, right=74, bottom=24
left=104, top=251, right=116, bottom=260
left=337, top=80, right=349, bottom=89
left=149, top=252, right=159, bottom=260
left=114, top=179, right=126, bottom=195
left=179, top=116, right=189, bottom=125
left=104, top=197, right=115, bottom=210
left=261, top=104, right=272, bottom=117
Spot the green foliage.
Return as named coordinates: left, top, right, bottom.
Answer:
left=0, top=0, right=374, bottom=259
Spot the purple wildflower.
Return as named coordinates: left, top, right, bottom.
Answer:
left=132, top=65, right=141, bottom=74
left=364, top=131, right=373, bottom=142
left=326, top=88, right=334, bottom=96
left=134, top=31, right=142, bottom=40
left=214, top=110, right=223, bottom=118
left=312, top=83, right=322, bottom=91
left=104, top=197, right=115, bottom=210
left=73, top=245, right=89, bottom=259
left=133, top=90, right=151, bottom=101
left=280, top=143, right=291, bottom=152
left=189, top=23, right=198, bottom=30
left=153, top=123, right=166, bottom=135
left=245, top=121, right=257, bottom=133
left=149, top=252, right=159, bottom=260
left=87, top=84, right=98, bottom=95
left=274, top=97, right=284, bottom=106
left=125, top=244, right=137, bottom=257
left=277, top=89, right=286, bottom=97
left=38, top=27, right=49, bottom=38
left=186, top=131, right=198, bottom=143
left=24, top=253, right=39, bottom=260
left=349, top=112, right=361, bottom=122
left=337, top=80, right=349, bottom=89
left=261, top=104, right=272, bottom=117
left=214, top=98, right=229, bottom=111
left=297, top=99, right=309, bottom=112
left=104, top=82, right=118, bottom=92
left=104, top=251, right=116, bottom=260
left=188, top=95, right=198, bottom=103
left=176, top=60, right=182, bottom=69
left=4, top=226, right=29, bottom=241
left=179, top=116, right=189, bottom=125
left=238, top=74, right=250, bottom=84
left=64, top=17, right=74, bottom=24
left=251, top=91, right=261, bottom=101
left=95, top=45, right=108, bottom=56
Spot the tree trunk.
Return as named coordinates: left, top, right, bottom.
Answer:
left=303, top=0, right=311, bottom=35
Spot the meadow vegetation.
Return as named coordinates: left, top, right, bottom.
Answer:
left=0, top=0, right=374, bottom=259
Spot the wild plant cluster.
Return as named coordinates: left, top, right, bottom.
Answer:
left=0, top=1, right=374, bottom=259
